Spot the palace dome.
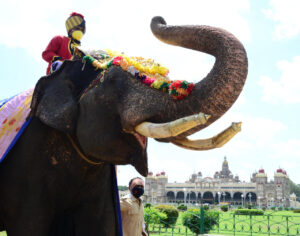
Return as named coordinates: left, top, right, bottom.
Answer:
left=256, top=168, right=267, bottom=178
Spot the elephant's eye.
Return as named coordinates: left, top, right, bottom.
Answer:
left=66, top=80, right=75, bottom=90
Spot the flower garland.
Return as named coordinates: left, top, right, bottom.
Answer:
left=83, top=50, right=194, bottom=100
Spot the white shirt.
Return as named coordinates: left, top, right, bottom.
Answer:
left=120, top=193, right=144, bottom=236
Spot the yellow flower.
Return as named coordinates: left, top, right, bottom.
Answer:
left=151, top=79, right=166, bottom=89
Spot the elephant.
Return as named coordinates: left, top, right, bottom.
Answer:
left=0, top=16, right=247, bottom=235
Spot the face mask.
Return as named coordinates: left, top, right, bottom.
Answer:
left=131, top=186, right=144, bottom=198
left=71, top=30, right=83, bottom=41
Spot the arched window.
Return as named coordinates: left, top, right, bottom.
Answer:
left=166, top=191, right=175, bottom=201
left=203, top=192, right=214, bottom=204
left=176, top=191, right=184, bottom=200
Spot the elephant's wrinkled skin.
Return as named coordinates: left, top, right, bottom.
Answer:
left=0, top=16, right=247, bottom=235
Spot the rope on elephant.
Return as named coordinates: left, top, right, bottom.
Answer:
left=83, top=50, right=195, bottom=100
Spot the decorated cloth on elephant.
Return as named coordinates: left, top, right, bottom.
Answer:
left=42, top=12, right=86, bottom=75
left=0, top=88, right=33, bottom=163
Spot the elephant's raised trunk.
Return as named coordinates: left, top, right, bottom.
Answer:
left=150, top=16, right=248, bottom=138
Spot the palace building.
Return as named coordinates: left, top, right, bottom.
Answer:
left=144, top=157, right=291, bottom=207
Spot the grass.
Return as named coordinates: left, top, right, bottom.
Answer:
left=148, top=210, right=300, bottom=236
left=211, top=210, right=300, bottom=236
left=147, top=212, right=195, bottom=235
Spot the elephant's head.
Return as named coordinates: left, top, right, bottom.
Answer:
left=31, top=16, right=247, bottom=176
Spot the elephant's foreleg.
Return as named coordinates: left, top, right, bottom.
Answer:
left=5, top=209, right=54, bottom=236
left=72, top=201, right=117, bottom=236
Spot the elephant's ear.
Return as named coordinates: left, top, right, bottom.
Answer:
left=31, top=62, right=78, bottom=132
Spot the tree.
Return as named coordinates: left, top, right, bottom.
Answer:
left=289, top=179, right=300, bottom=200
left=182, top=209, right=219, bottom=235
left=177, top=204, right=187, bottom=211
left=144, top=207, right=167, bottom=235
left=118, top=185, right=128, bottom=191
left=155, top=205, right=179, bottom=228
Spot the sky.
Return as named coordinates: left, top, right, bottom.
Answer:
left=0, top=0, right=299, bottom=186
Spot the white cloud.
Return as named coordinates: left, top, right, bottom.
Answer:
left=0, top=0, right=74, bottom=60
left=258, top=56, right=300, bottom=104
left=271, top=139, right=300, bottom=160
left=263, top=0, right=300, bottom=39
left=0, top=0, right=250, bottom=63
left=261, top=139, right=300, bottom=182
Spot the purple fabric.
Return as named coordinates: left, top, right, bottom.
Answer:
left=0, top=88, right=33, bottom=163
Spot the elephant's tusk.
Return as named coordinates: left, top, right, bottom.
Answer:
left=171, top=122, right=242, bottom=151
left=134, top=113, right=211, bottom=139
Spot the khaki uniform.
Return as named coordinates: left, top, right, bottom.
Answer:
left=120, top=194, right=144, bottom=236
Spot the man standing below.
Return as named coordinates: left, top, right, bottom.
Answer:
left=120, top=177, right=148, bottom=236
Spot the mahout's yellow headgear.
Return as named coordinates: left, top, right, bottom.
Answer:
left=65, top=12, right=86, bottom=37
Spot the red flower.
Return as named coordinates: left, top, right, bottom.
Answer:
left=187, top=83, right=195, bottom=93
left=112, top=56, right=123, bottom=65
left=144, top=77, right=154, bottom=86
left=171, top=80, right=183, bottom=89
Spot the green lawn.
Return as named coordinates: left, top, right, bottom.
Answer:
left=211, top=210, right=300, bottom=236
left=148, top=210, right=300, bottom=236
left=147, top=212, right=195, bottom=235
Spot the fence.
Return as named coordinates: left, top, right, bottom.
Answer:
left=210, top=212, right=300, bottom=235
left=146, top=209, right=300, bottom=236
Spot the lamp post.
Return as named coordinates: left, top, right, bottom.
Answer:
left=200, top=194, right=204, bottom=234
left=282, top=198, right=286, bottom=208
left=241, top=194, right=244, bottom=208
left=222, top=192, right=226, bottom=203
left=249, top=193, right=252, bottom=206
left=271, top=197, right=274, bottom=209
left=278, top=197, right=281, bottom=208
left=151, top=188, right=154, bottom=203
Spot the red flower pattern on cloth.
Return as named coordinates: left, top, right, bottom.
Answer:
left=9, top=118, right=16, bottom=126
